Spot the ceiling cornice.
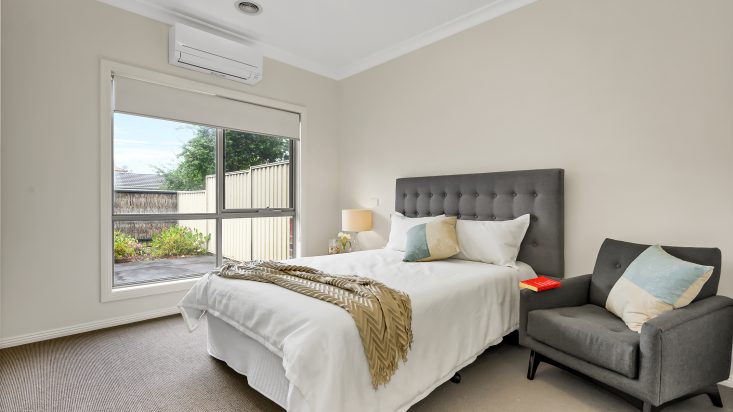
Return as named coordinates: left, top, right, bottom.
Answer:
left=97, top=0, right=536, bottom=80
left=332, top=0, right=537, bottom=80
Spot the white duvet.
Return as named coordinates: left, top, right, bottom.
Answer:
left=178, top=249, right=536, bottom=412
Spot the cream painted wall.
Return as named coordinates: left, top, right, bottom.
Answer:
left=0, top=0, right=340, bottom=339
left=339, top=0, right=733, bottom=300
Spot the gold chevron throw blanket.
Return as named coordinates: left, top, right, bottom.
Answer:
left=215, top=260, right=413, bottom=388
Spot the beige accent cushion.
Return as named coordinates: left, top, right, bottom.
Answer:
left=403, top=217, right=459, bottom=262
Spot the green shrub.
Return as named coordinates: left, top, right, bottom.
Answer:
left=151, top=225, right=210, bottom=258
left=114, top=230, right=139, bottom=262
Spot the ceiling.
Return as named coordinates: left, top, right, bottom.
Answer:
left=98, top=0, right=536, bottom=80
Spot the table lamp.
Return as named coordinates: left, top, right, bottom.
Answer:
left=341, top=209, right=373, bottom=251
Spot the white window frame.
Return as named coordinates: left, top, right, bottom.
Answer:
left=99, top=60, right=305, bottom=302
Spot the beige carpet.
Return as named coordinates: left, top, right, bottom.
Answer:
left=0, top=315, right=727, bottom=412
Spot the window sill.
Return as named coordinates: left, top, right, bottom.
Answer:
left=101, top=276, right=201, bottom=302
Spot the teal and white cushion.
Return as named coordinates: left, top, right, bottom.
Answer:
left=385, top=212, right=446, bottom=251
left=403, top=216, right=459, bottom=262
left=606, top=245, right=714, bottom=332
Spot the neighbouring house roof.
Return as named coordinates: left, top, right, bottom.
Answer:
left=114, top=172, right=165, bottom=190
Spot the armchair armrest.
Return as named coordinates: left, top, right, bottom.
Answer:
left=640, top=295, right=733, bottom=404
left=519, top=274, right=592, bottom=344
left=643, top=295, right=733, bottom=332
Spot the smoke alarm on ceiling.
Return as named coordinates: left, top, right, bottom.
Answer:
left=236, top=1, right=262, bottom=15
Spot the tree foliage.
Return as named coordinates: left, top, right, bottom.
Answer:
left=157, top=128, right=215, bottom=191
left=157, top=127, right=290, bottom=191
left=224, top=129, right=290, bottom=174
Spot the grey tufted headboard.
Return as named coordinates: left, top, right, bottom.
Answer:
left=395, top=169, right=565, bottom=277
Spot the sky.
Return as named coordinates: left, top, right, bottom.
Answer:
left=113, top=113, right=211, bottom=174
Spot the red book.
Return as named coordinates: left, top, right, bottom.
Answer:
left=519, top=276, right=561, bottom=292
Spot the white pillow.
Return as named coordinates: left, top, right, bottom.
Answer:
left=454, top=214, right=531, bottom=266
left=385, top=212, right=445, bottom=251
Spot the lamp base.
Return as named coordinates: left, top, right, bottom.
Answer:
left=347, top=231, right=360, bottom=252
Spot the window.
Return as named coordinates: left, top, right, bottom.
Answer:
left=112, top=114, right=295, bottom=288
left=102, top=64, right=301, bottom=300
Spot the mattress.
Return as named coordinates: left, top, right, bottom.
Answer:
left=181, top=249, right=536, bottom=412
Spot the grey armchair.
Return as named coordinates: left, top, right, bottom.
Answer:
left=519, top=238, right=733, bottom=412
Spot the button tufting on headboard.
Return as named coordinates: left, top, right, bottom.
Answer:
left=395, top=169, right=564, bottom=277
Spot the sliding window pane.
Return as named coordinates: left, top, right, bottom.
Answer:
left=223, top=130, right=292, bottom=210
left=113, top=113, right=216, bottom=214
left=222, top=216, right=293, bottom=262
left=113, top=219, right=215, bottom=287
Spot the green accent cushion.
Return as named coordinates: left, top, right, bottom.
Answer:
left=403, top=217, right=459, bottom=262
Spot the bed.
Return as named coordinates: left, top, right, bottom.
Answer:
left=179, top=168, right=564, bottom=412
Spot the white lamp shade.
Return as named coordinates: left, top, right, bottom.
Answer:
left=342, top=209, right=373, bottom=232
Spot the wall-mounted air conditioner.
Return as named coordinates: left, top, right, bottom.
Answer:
left=169, top=23, right=263, bottom=85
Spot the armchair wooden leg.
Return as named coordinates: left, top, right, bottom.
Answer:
left=707, top=386, right=723, bottom=408
left=527, top=350, right=542, bottom=380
